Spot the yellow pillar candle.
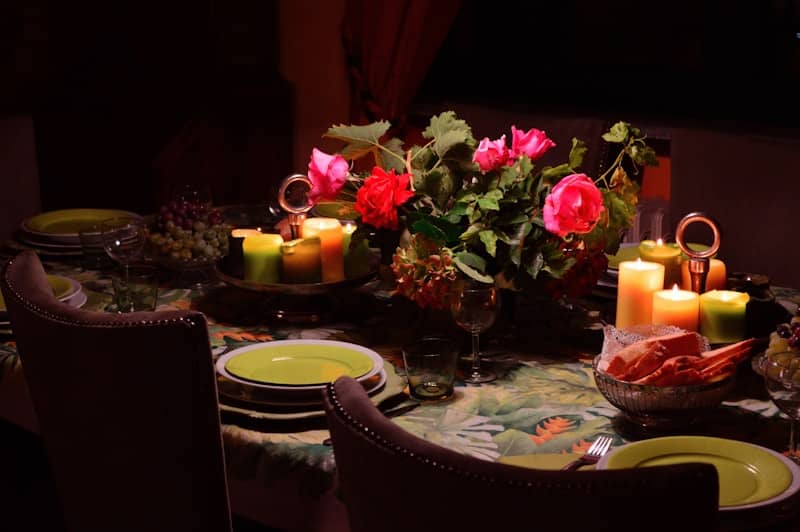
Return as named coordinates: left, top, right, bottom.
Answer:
left=616, top=259, right=665, bottom=329
left=699, top=290, right=750, bottom=344
left=639, top=239, right=681, bottom=289
left=652, top=285, right=700, bottom=331
left=681, top=258, right=727, bottom=292
left=242, top=233, right=283, bottom=284
left=341, top=221, right=371, bottom=278
left=280, top=237, right=322, bottom=283
left=302, top=218, right=344, bottom=282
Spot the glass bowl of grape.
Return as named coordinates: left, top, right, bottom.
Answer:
left=145, top=196, right=233, bottom=272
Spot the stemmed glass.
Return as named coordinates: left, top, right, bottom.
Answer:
left=100, top=217, right=147, bottom=310
left=450, top=282, right=500, bottom=384
left=754, top=353, right=800, bottom=464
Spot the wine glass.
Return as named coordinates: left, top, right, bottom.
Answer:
left=754, top=353, right=800, bottom=464
left=450, top=282, right=500, bottom=384
left=100, top=217, right=147, bottom=309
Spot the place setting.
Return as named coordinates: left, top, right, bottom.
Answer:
left=214, top=339, right=402, bottom=422
left=0, top=273, right=87, bottom=335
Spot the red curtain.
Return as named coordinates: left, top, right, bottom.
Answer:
left=342, top=0, right=462, bottom=129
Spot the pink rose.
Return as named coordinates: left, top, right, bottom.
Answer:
left=543, top=173, right=604, bottom=237
left=472, top=135, right=509, bottom=171
left=307, top=148, right=349, bottom=202
left=509, top=126, right=555, bottom=161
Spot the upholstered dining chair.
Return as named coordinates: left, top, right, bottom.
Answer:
left=323, top=376, right=720, bottom=532
left=0, top=250, right=232, bottom=532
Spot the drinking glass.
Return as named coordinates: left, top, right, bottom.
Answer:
left=450, top=282, right=500, bottom=384
left=754, top=353, right=800, bottom=464
left=100, top=217, right=147, bottom=285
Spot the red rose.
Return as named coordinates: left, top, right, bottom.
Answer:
left=355, top=166, right=414, bottom=230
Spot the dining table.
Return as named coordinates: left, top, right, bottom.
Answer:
left=1, top=250, right=799, bottom=532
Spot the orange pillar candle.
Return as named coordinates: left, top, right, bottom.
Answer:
left=616, top=259, right=665, bottom=329
left=242, top=233, right=283, bottom=284
left=680, top=259, right=727, bottom=292
left=699, top=290, right=750, bottom=344
left=639, top=239, right=682, bottom=289
left=280, top=237, right=322, bottom=283
left=652, top=285, right=700, bottom=331
left=302, top=218, right=344, bottom=282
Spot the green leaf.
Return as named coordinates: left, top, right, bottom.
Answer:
left=498, top=165, right=519, bottom=190
left=627, top=143, right=659, bottom=167
left=541, top=163, right=573, bottom=183
left=568, top=138, right=587, bottom=169
left=433, top=130, right=472, bottom=161
left=479, top=229, right=498, bottom=257
left=525, top=252, right=545, bottom=279
left=381, top=137, right=406, bottom=172
left=477, top=189, right=502, bottom=211
left=407, top=211, right=463, bottom=244
left=453, top=255, right=494, bottom=283
left=423, top=111, right=472, bottom=140
left=454, top=251, right=486, bottom=272
left=324, top=121, right=391, bottom=160
left=417, top=168, right=455, bottom=209
left=460, top=223, right=483, bottom=241
left=602, top=121, right=630, bottom=144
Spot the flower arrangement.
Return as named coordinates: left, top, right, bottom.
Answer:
left=306, top=111, right=656, bottom=309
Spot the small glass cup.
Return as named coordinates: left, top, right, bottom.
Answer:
left=402, top=336, right=459, bottom=401
left=109, top=265, right=160, bottom=313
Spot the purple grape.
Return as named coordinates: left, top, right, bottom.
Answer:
left=778, top=324, right=793, bottom=338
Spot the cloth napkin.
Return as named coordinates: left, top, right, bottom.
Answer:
left=499, top=453, right=597, bottom=471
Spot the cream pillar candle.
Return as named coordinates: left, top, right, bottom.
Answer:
left=242, top=233, right=283, bottom=284
left=652, top=285, right=700, bottom=331
left=681, top=259, right=727, bottom=292
left=302, top=218, right=344, bottom=282
left=699, top=290, right=750, bottom=344
left=615, top=259, right=665, bottom=329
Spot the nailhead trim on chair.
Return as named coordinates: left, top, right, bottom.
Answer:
left=326, top=383, right=713, bottom=491
left=2, top=256, right=199, bottom=330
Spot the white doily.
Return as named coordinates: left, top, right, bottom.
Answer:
left=597, top=324, right=710, bottom=371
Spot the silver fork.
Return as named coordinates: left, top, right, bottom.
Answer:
left=560, top=435, right=613, bottom=471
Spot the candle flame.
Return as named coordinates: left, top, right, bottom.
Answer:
left=657, top=238, right=664, bottom=246
left=672, top=284, right=680, bottom=292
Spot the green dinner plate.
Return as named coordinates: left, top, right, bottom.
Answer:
left=23, top=209, right=141, bottom=236
left=606, top=242, right=711, bottom=269
left=0, top=275, right=77, bottom=312
left=601, top=436, right=792, bottom=507
left=225, top=342, right=376, bottom=386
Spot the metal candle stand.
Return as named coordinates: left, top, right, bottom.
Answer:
left=277, top=173, right=314, bottom=240
left=674, top=212, right=721, bottom=294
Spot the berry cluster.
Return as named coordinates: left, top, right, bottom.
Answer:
left=392, top=234, right=458, bottom=310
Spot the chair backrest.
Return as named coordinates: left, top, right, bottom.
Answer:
left=0, top=250, right=232, bottom=532
left=323, top=376, right=720, bottom=532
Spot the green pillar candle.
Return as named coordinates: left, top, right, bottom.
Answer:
left=699, top=290, right=750, bottom=344
left=280, top=237, right=322, bottom=283
left=638, top=239, right=682, bottom=289
left=242, top=233, right=283, bottom=284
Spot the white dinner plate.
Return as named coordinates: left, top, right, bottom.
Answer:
left=215, top=339, right=384, bottom=392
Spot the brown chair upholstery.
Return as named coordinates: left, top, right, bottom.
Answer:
left=323, top=376, right=720, bottom=532
left=0, top=250, right=232, bottom=532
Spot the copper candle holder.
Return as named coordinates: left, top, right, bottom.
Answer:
left=675, top=212, right=721, bottom=294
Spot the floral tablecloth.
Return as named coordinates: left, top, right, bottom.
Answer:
left=1, top=259, right=799, bottom=527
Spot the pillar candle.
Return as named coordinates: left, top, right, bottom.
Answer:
left=280, top=237, right=322, bottom=283
left=616, top=259, right=665, bottom=329
left=680, top=258, right=727, bottom=292
left=699, top=290, right=750, bottom=344
left=652, top=285, right=700, bottom=331
left=639, top=239, right=681, bottom=289
left=302, top=218, right=344, bottom=282
left=224, top=228, right=263, bottom=278
left=242, top=233, right=283, bottom=284
left=341, top=221, right=371, bottom=278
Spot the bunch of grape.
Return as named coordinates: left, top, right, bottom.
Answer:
left=148, top=199, right=231, bottom=263
left=765, top=310, right=800, bottom=378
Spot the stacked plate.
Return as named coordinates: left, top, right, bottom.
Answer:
left=13, top=208, right=142, bottom=257
left=597, top=436, right=800, bottom=512
left=0, top=274, right=87, bottom=334
left=215, top=340, right=388, bottom=412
